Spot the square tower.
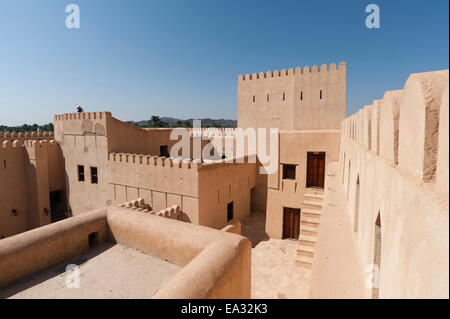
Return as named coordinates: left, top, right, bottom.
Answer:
left=237, top=62, right=347, bottom=130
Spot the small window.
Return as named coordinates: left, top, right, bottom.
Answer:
left=88, top=232, right=98, bottom=248
left=90, top=167, right=98, bottom=184
left=300, top=91, right=303, bottom=101
left=160, top=145, right=169, bottom=157
left=267, top=94, right=269, bottom=102
left=320, top=90, right=323, bottom=99
left=227, top=202, right=234, bottom=222
left=77, top=165, right=85, bottom=182
left=252, top=95, right=255, bottom=103
left=282, top=164, right=296, bottom=180
left=282, top=92, right=285, bottom=101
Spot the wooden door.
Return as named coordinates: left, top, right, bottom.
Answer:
left=307, top=152, right=326, bottom=188
left=282, top=207, right=301, bottom=239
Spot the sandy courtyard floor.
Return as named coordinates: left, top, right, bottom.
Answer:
left=0, top=243, right=181, bottom=299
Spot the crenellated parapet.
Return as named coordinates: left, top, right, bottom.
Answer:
left=118, top=198, right=181, bottom=220
left=238, top=62, right=346, bottom=81
left=109, top=152, right=203, bottom=169
left=53, top=112, right=111, bottom=121
left=0, top=132, right=54, bottom=146
left=342, top=69, right=449, bottom=186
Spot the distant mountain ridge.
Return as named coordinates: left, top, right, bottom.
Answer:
left=127, top=117, right=237, bottom=128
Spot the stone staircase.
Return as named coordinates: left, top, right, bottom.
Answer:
left=295, top=188, right=325, bottom=270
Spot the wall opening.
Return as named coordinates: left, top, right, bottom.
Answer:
left=77, top=165, right=85, bottom=182
left=90, top=167, right=98, bottom=184
left=159, top=145, right=169, bottom=157
left=300, top=91, right=303, bottom=101
left=3, top=159, right=6, bottom=170
left=267, top=94, right=269, bottom=102
left=342, top=153, right=346, bottom=184
left=372, top=212, right=382, bottom=299
left=250, top=187, right=257, bottom=212
left=282, top=207, right=301, bottom=239
left=346, top=161, right=351, bottom=202
left=282, top=164, right=296, bottom=180
left=306, top=152, right=326, bottom=188
left=320, top=90, right=323, bottom=99
left=282, top=92, right=285, bottom=101
left=227, top=201, right=234, bottom=222
left=252, top=95, right=255, bottom=103
left=354, top=175, right=360, bottom=232
left=88, top=232, right=98, bottom=248
left=50, top=190, right=67, bottom=223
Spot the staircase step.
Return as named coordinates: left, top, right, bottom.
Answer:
left=301, top=216, right=321, bottom=224
left=302, top=200, right=324, bottom=208
left=297, top=244, right=315, bottom=252
left=299, top=239, right=316, bottom=247
left=299, top=234, right=317, bottom=242
left=304, top=193, right=324, bottom=200
left=297, top=253, right=314, bottom=263
left=302, top=212, right=321, bottom=219
left=297, top=249, right=314, bottom=258
left=300, top=229, right=317, bottom=237
left=301, top=220, right=320, bottom=228
left=300, top=224, right=318, bottom=232
left=305, top=188, right=324, bottom=195
left=295, top=260, right=313, bottom=269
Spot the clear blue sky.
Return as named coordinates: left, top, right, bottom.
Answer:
left=0, top=0, right=448, bottom=126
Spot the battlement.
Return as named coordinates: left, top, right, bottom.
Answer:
left=118, top=198, right=181, bottom=220
left=53, top=112, right=112, bottom=121
left=0, top=131, right=54, bottom=140
left=342, top=69, right=448, bottom=187
left=109, top=152, right=203, bottom=169
left=238, top=62, right=346, bottom=81
left=188, top=128, right=237, bottom=137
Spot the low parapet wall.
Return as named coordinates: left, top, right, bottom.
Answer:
left=0, top=206, right=251, bottom=299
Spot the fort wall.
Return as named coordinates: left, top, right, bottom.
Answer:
left=339, top=70, right=449, bottom=298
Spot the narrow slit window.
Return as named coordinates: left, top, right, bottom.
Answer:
left=267, top=94, right=269, bottom=102
left=320, top=90, right=323, bottom=99
left=3, top=160, right=6, bottom=170
left=77, top=165, right=85, bottom=182
left=227, top=202, right=234, bottom=222
left=282, top=92, right=285, bottom=101
left=300, top=91, right=303, bottom=101
left=90, top=167, right=98, bottom=184
left=252, top=95, right=255, bottom=103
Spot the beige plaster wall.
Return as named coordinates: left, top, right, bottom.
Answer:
left=266, top=130, right=340, bottom=239
left=339, top=70, right=449, bottom=299
left=238, top=62, right=346, bottom=130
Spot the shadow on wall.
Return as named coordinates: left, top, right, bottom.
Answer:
left=0, top=242, right=114, bottom=299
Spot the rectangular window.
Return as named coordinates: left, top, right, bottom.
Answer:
left=267, top=94, right=269, bottom=102
left=160, top=145, right=169, bottom=157
left=227, top=202, right=234, bottom=222
left=282, top=164, right=296, bottom=180
left=90, top=167, right=98, bottom=184
left=77, top=165, right=85, bottom=182
left=282, top=92, right=285, bottom=101
left=252, top=95, right=255, bottom=103
left=320, top=90, right=323, bottom=99
left=300, top=91, right=303, bottom=101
